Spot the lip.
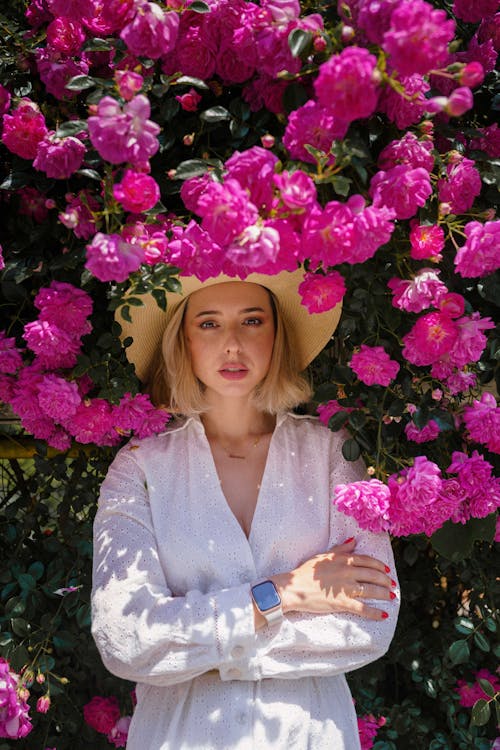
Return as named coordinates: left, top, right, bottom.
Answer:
left=218, top=364, right=249, bottom=380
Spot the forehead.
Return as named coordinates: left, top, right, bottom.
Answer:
left=186, top=281, right=272, bottom=313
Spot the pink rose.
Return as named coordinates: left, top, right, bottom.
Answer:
left=1, top=99, right=48, bottom=160
left=314, top=46, right=379, bottom=124
left=454, top=220, right=500, bottom=278
left=402, top=312, right=459, bottom=366
left=388, top=269, right=448, bottom=314
left=282, top=99, right=347, bottom=164
left=35, top=48, right=90, bottom=100
left=113, top=170, right=160, bottom=213
left=33, top=133, right=85, bottom=179
left=379, top=73, right=431, bottom=129
left=273, top=170, right=317, bottom=211
left=377, top=132, right=434, bottom=173
left=115, top=70, right=144, bottom=101
left=85, top=232, right=146, bottom=282
left=120, top=2, right=179, bottom=59
left=175, top=88, right=202, bottom=112
left=108, top=716, right=132, bottom=748
left=46, top=16, right=85, bottom=55
left=409, top=222, right=445, bottom=261
left=83, top=696, right=121, bottom=735
left=0, top=332, right=23, bottom=374
left=369, top=165, right=432, bottom=220
left=334, top=480, right=392, bottom=535
left=0, top=658, right=32, bottom=739
left=298, top=271, right=346, bottom=313
left=350, top=344, right=400, bottom=387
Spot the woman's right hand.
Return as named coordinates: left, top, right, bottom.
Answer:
left=270, top=538, right=396, bottom=623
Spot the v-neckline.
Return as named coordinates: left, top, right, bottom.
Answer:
left=202, top=425, right=276, bottom=542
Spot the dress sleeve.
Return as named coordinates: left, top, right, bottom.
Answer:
left=91, top=445, right=257, bottom=688
left=239, top=431, right=400, bottom=682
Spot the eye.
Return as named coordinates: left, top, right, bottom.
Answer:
left=244, top=317, right=263, bottom=326
left=199, top=320, right=217, bottom=329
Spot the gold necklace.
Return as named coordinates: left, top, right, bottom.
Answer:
left=224, top=435, right=262, bottom=460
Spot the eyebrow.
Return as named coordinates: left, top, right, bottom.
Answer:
left=194, top=306, right=267, bottom=318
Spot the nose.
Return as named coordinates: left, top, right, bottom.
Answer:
left=223, top=326, right=242, bottom=354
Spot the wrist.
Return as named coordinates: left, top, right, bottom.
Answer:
left=269, top=573, right=298, bottom=614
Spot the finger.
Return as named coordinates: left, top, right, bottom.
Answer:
left=339, top=599, right=391, bottom=621
left=354, top=568, right=396, bottom=590
left=345, top=553, right=392, bottom=575
left=352, top=583, right=398, bottom=602
left=329, top=537, right=357, bottom=551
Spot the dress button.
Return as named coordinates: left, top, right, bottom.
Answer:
left=239, top=572, right=248, bottom=583
left=237, top=712, right=247, bottom=725
left=226, top=667, right=241, bottom=679
left=231, top=645, right=245, bottom=659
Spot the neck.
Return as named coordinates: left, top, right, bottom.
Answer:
left=200, top=398, right=275, bottom=441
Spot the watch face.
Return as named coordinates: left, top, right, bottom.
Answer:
left=252, top=581, right=281, bottom=612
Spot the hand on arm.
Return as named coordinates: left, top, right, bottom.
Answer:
left=252, top=538, right=395, bottom=630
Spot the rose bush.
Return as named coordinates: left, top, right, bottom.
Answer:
left=0, top=0, right=498, bottom=747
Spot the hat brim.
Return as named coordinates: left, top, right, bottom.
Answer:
left=118, top=269, right=342, bottom=381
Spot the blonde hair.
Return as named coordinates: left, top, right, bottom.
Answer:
left=145, top=289, right=312, bottom=415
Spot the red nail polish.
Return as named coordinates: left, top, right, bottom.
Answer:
left=384, top=565, right=391, bottom=573
left=342, top=537, right=355, bottom=544
left=390, top=591, right=397, bottom=600
left=391, top=579, right=397, bottom=587
left=381, top=611, right=389, bottom=619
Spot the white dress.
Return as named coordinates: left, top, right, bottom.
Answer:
left=91, top=413, right=400, bottom=750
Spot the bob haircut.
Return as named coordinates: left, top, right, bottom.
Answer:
left=145, top=288, right=312, bottom=415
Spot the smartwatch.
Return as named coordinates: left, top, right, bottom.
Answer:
left=250, top=580, right=283, bottom=625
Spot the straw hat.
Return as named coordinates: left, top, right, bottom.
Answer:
left=118, top=268, right=342, bottom=381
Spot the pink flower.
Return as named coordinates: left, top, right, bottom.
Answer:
left=46, top=0, right=95, bottom=22
left=379, top=73, right=431, bottom=129
left=314, top=46, right=379, bottom=124
left=357, top=0, right=401, bottom=44
left=83, top=696, right=121, bottom=735
left=402, top=312, right=459, bottom=366
left=38, top=375, right=82, bottom=422
left=0, top=83, right=11, bottom=116
left=242, top=74, right=288, bottom=115
left=175, top=88, right=202, bottom=112
left=388, top=456, right=445, bottom=537
left=0, top=658, right=32, bottom=739
left=437, top=293, right=465, bottom=319
left=454, top=220, right=500, bottom=278
left=282, top=100, right=347, bottom=164
left=88, top=95, right=160, bottom=167
left=437, top=156, right=482, bottom=214
left=458, top=62, right=485, bottom=88
left=45, top=16, right=85, bottom=55
left=1, top=99, right=48, bottom=160
left=36, top=695, right=51, bottom=714
left=168, top=221, right=225, bottom=281
left=18, top=187, right=49, bottom=223
left=357, top=713, right=386, bottom=750
left=334, top=479, right=392, bottom=534
left=405, top=419, right=440, bottom=443
left=377, top=132, right=435, bottom=173
left=298, top=271, right=346, bottom=313
left=33, top=133, right=85, bottom=179
left=0, top=332, right=23, bottom=374
left=383, top=0, right=455, bottom=77
left=225, top=146, right=278, bottom=212
left=431, top=312, right=495, bottom=374
left=369, top=165, right=432, bottom=220
left=273, top=170, right=317, bottom=212
left=453, top=0, right=500, bottom=24
left=107, top=716, right=132, bottom=748
left=409, top=222, right=445, bottom=261
left=388, top=269, right=448, bottom=313
left=317, top=399, right=353, bottom=426
left=23, top=320, right=82, bottom=369
left=448, top=450, right=500, bottom=522
left=59, top=190, right=100, bottom=240
left=463, top=391, right=500, bottom=454
left=35, top=48, right=90, bottom=101
left=113, top=392, right=170, bottom=437
left=85, top=232, right=145, bottom=283
left=196, top=179, right=259, bottom=247
left=254, top=25, right=301, bottom=78
left=226, top=224, right=281, bottom=269
left=69, top=399, right=117, bottom=445
left=445, top=86, right=474, bottom=117
left=350, top=344, right=400, bottom=387
left=115, top=70, right=144, bottom=101
left=121, top=2, right=179, bottom=58
left=469, top=122, right=500, bottom=158
left=34, top=281, right=93, bottom=336
left=113, top=170, right=160, bottom=213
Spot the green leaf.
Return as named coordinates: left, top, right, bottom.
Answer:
left=174, top=159, right=210, bottom=180
left=175, top=75, right=209, bottom=90
left=200, top=106, right=231, bottom=123
left=431, top=514, right=496, bottom=561
left=454, top=617, right=474, bottom=635
left=151, top=287, right=167, bottom=312
left=328, top=411, right=349, bottom=431
left=65, top=75, right=97, bottom=91
left=0, top=172, right=29, bottom=190
left=5, top=597, right=26, bottom=617
left=448, top=639, right=470, bottom=665
left=54, top=120, right=88, bottom=138
left=53, top=630, right=77, bottom=652
left=17, top=574, right=36, bottom=592
left=331, top=175, right=352, bottom=197
left=82, top=37, right=114, bottom=51
left=188, top=0, right=210, bottom=11
left=477, top=678, right=495, bottom=698
left=288, top=27, right=313, bottom=57
left=342, top=438, right=361, bottom=462
left=10, top=618, right=31, bottom=637
left=76, top=168, right=102, bottom=181
left=484, top=616, right=497, bottom=633
left=474, top=631, right=490, bottom=652
left=471, top=699, right=490, bottom=726
left=76, top=604, right=91, bottom=629
left=27, top=562, right=44, bottom=581
left=0, top=633, right=13, bottom=646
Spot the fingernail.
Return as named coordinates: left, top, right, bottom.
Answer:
left=384, top=565, right=391, bottom=573
left=391, top=579, right=397, bottom=587
left=342, top=537, right=355, bottom=544
left=390, top=591, right=397, bottom=600
left=381, top=611, right=389, bottom=619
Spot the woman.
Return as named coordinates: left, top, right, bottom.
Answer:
left=91, top=268, right=400, bottom=750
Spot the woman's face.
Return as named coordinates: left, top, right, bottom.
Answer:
left=183, top=281, right=275, bottom=402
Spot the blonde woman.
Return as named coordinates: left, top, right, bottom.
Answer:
left=91, top=268, right=399, bottom=750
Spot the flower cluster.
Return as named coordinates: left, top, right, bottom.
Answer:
left=357, top=713, right=386, bottom=750
left=0, top=658, right=32, bottom=740
left=83, top=695, right=131, bottom=748
left=455, top=669, right=500, bottom=707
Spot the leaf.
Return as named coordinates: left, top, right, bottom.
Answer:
left=174, top=159, right=211, bottom=180
left=17, top=574, right=35, bottom=592
left=288, top=28, right=313, bottom=58
left=200, top=106, right=231, bottom=123
left=471, top=699, right=490, bottom=726
left=477, top=678, right=495, bottom=698
left=431, top=514, right=496, bottom=561
left=0, top=172, right=29, bottom=190
left=175, top=75, right=209, bottom=90
left=188, top=0, right=210, bottom=11
left=454, top=617, right=474, bottom=635
left=76, top=168, right=102, bottom=181
left=82, top=37, right=114, bottom=51
left=342, top=438, right=361, bottom=462
left=27, top=562, right=44, bottom=581
left=331, top=175, right=352, bottom=197
left=151, top=287, right=167, bottom=312
left=448, top=639, right=470, bottom=665
left=65, top=75, right=97, bottom=91
left=10, top=618, right=31, bottom=637
left=328, top=411, right=349, bottom=431
left=474, top=631, right=490, bottom=652
left=54, top=120, right=88, bottom=138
